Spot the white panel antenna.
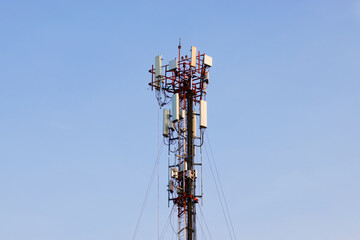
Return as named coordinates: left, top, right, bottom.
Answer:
left=179, top=162, right=187, bottom=172
left=185, top=170, right=197, bottom=179
left=191, top=46, right=197, bottom=67
left=169, top=58, right=177, bottom=71
left=203, top=55, right=212, bottom=67
left=169, top=180, right=174, bottom=193
left=163, top=108, right=170, bottom=137
left=180, top=110, right=185, bottom=120
left=200, top=100, right=207, bottom=128
left=172, top=93, right=179, bottom=122
left=155, top=55, right=162, bottom=77
left=171, top=167, right=178, bottom=179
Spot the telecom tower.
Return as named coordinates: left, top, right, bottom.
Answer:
left=148, top=43, right=212, bottom=240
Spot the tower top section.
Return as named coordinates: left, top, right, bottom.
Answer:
left=148, top=45, right=212, bottom=106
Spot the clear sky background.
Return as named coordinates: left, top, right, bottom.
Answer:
left=0, top=0, right=359, bottom=240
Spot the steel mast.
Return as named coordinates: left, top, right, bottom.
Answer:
left=148, top=43, right=212, bottom=240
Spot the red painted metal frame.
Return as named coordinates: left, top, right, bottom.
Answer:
left=148, top=51, right=208, bottom=105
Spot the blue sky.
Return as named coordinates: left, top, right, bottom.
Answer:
left=0, top=0, right=359, bottom=239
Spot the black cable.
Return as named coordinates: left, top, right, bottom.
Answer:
left=197, top=205, right=214, bottom=240
left=132, top=143, right=165, bottom=240
left=206, top=133, right=237, bottom=240
left=160, top=205, right=176, bottom=240
left=204, top=143, right=234, bottom=240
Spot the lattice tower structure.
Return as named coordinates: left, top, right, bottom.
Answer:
left=148, top=43, right=212, bottom=240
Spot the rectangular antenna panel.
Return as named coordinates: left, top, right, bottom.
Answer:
left=172, top=93, right=179, bottom=122
left=185, top=170, right=197, bottom=179
left=169, top=58, right=177, bottom=71
left=204, top=55, right=212, bottom=67
left=171, top=167, right=178, bottom=179
left=205, top=71, right=209, bottom=82
left=179, top=162, right=187, bottom=172
left=169, top=180, right=174, bottom=193
left=200, top=100, right=207, bottom=128
left=203, top=82, right=208, bottom=94
left=193, top=111, right=197, bottom=137
left=155, top=55, right=162, bottom=77
left=163, top=108, right=170, bottom=137
left=180, top=110, right=185, bottom=120
left=191, top=46, right=197, bottom=67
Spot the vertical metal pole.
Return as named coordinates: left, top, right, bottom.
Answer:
left=201, top=144, right=203, bottom=206
left=186, top=88, right=194, bottom=240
